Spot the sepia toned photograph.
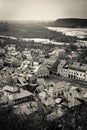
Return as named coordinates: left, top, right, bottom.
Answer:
left=0, top=0, right=87, bottom=130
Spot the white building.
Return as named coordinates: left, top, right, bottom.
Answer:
left=57, top=61, right=87, bottom=82
left=35, top=65, right=49, bottom=78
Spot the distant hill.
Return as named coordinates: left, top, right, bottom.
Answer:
left=51, top=18, right=87, bottom=28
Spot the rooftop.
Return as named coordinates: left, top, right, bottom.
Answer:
left=70, top=62, right=80, bottom=69
left=13, top=89, right=33, bottom=100
left=4, top=85, right=18, bottom=93
left=42, top=97, right=55, bottom=106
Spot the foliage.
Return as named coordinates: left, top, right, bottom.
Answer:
left=0, top=102, right=87, bottom=130
left=52, top=18, right=87, bottom=28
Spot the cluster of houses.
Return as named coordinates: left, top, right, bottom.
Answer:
left=0, top=86, right=34, bottom=105
left=36, top=79, right=83, bottom=120
left=0, top=45, right=54, bottom=108
left=0, top=44, right=87, bottom=119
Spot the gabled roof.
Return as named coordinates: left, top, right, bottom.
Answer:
left=13, top=89, right=33, bottom=100
left=4, top=85, right=18, bottom=93
left=17, top=77, right=27, bottom=86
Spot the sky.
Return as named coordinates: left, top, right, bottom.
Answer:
left=0, top=0, right=87, bottom=20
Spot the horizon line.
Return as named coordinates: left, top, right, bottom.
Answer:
left=0, top=17, right=87, bottom=22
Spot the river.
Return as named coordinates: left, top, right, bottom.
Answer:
left=47, top=27, right=87, bottom=38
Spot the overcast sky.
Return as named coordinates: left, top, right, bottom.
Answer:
left=0, top=0, right=87, bottom=20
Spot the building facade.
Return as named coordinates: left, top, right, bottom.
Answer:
left=36, top=65, right=49, bottom=78
left=57, top=61, right=87, bottom=82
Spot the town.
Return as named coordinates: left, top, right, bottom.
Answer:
left=0, top=37, right=87, bottom=122
left=0, top=0, right=87, bottom=129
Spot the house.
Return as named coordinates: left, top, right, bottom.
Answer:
left=4, top=56, right=13, bottom=67
left=35, top=79, right=47, bottom=93
left=5, top=44, right=16, bottom=53
left=4, top=85, right=18, bottom=94
left=66, top=86, right=82, bottom=108
left=36, top=84, right=45, bottom=93
left=49, top=48, right=65, bottom=57
left=38, top=91, right=48, bottom=100
left=3, top=85, right=19, bottom=102
left=72, top=52, right=78, bottom=60
left=9, top=51, right=22, bottom=59
left=20, top=60, right=33, bottom=71
left=12, top=89, right=34, bottom=105
left=22, top=48, right=32, bottom=60
left=36, top=65, right=49, bottom=78
left=1, top=67, right=14, bottom=76
left=31, top=63, right=49, bottom=78
left=3, top=86, right=34, bottom=105
left=38, top=54, right=44, bottom=64
left=32, top=53, right=44, bottom=63
left=17, top=77, right=28, bottom=88
left=45, top=57, right=59, bottom=74
left=61, top=64, right=70, bottom=77
left=41, top=97, right=55, bottom=109
left=37, top=78, right=47, bottom=86
left=53, top=82, right=69, bottom=98
left=31, top=49, right=43, bottom=62
left=25, top=73, right=36, bottom=83
left=46, top=81, right=69, bottom=98
left=4, top=56, right=21, bottom=67
left=57, top=60, right=67, bottom=76
left=0, top=68, right=15, bottom=86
